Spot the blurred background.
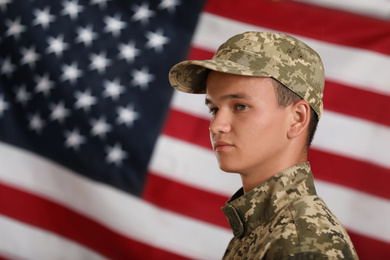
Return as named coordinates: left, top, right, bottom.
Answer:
left=0, top=0, right=389, bottom=259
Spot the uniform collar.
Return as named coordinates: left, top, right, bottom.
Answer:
left=221, top=162, right=317, bottom=237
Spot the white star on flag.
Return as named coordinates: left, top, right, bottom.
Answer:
left=89, top=52, right=112, bottom=74
left=61, top=0, right=84, bottom=20
left=15, top=85, right=31, bottom=106
left=131, top=3, right=155, bottom=25
left=33, top=7, right=55, bottom=29
left=64, top=128, right=86, bottom=150
left=116, top=104, right=139, bottom=127
left=47, top=34, right=69, bottom=57
left=28, top=113, right=46, bottom=133
left=145, top=29, right=170, bottom=52
left=35, top=74, right=54, bottom=96
left=90, top=116, right=112, bottom=139
left=118, top=41, right=140, bottom=63
left=105, top=143, right=128, bottom=166
left=20, top=46, right=41, bottom=68
left=75, top=25, right=97, bottom=46
left=61, top=62, right=82, bottom=84
left=104, top=14, right=126, bottom=37
left=103, top=78, right=125, bottom=100
left=5, top=17, right=26, bottom=39
left=0, top=57, right=15, bottom=77
left=49, top=101, right=71, bottom=123
left=74, top=89, right=97, bottom=112
left=131, top=67, right=154, bottom=90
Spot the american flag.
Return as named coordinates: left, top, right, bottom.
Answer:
left=0, top=0, right=389, bottom=259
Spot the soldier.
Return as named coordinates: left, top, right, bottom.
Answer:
left=169, top=31, right=359, bottom=259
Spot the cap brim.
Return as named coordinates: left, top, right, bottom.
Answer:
left=169, top=59, right=270, bottom=94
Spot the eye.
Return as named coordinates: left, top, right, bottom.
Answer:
left=208, top=107, right=218, bottom=116
left=236, top=104, right=248, bottom=111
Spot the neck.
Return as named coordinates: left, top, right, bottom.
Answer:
left=240, top=149, right=308, bottom=193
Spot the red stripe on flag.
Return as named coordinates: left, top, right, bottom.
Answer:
left=188, top=47, right=390, bottom=128
left=188, top=46, right=214, bottom=60
left=0, top=181, right=191, bottom=260
left=163, top=108, right=390, bottom=201
left=348, top=230, right=390, bottom=260
left=204, top=0, right=390, bottom=56
left=324, top=81, right=390, bottom=127
left=143, top=172, right=230, bottom=229
left=163, top=108, right=212, bottom=149
left=309, top=149, right=390, bottom=200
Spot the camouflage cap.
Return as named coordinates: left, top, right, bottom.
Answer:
left=168, top=31, right=325, bottom=118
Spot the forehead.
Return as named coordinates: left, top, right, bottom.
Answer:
left=205, top=71, right=276, bottom=101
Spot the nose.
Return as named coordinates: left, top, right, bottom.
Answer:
left=209, top=110, right=231, bottom=135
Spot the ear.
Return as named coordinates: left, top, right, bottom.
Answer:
left=287, top=100, right=310, bottom=139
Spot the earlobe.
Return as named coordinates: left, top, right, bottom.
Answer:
left=287, top=100, right=310, bottom=139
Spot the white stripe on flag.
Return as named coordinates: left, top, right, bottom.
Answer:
left=294, top=0, right=390, bottom=20
left=0, top=141, right=231, bottom=260
left=313, top=110, right=390, bottom=169
left=0, top=215, right=108, bottom=260
left=171, top=91, right=210, bottom=119
left=149, top=134, right=241, bottom=196
left=315, top=180, right=390, bottom=243
left=193, top=13, right=390, bottom=96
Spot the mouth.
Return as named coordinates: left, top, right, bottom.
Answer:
left=213, top=140, right=234, bottom=151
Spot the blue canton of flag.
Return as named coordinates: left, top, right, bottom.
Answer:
left=0, top=0, right=205, bottom=196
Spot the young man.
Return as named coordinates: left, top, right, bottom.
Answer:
left=169, top=32, right=358, bottom=259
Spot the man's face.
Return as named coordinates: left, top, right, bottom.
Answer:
left=205, top=71, right=291, bottom=176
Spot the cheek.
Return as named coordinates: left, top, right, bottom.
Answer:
left=241, top=113, right=288, bottom=146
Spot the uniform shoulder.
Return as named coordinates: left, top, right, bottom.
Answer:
left=266, top=195, right=358, bottom=259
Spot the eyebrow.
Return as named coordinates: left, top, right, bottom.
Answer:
left=205, top=93, right=253, bottom=105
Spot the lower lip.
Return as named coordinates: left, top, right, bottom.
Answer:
left=215, top=145, right=233, bottom=151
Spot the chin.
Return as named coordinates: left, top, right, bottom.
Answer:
left=218, top=163, right=240, bottom=173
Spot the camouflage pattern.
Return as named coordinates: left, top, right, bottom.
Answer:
left=221, top=162, right=358, bottom=259
left=168, top=31, right=325, bottom=118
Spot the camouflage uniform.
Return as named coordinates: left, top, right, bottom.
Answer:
left=221, top=162, right=358, bottom=259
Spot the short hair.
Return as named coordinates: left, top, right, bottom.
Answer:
left=272, top=79, right=319, bottom=150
